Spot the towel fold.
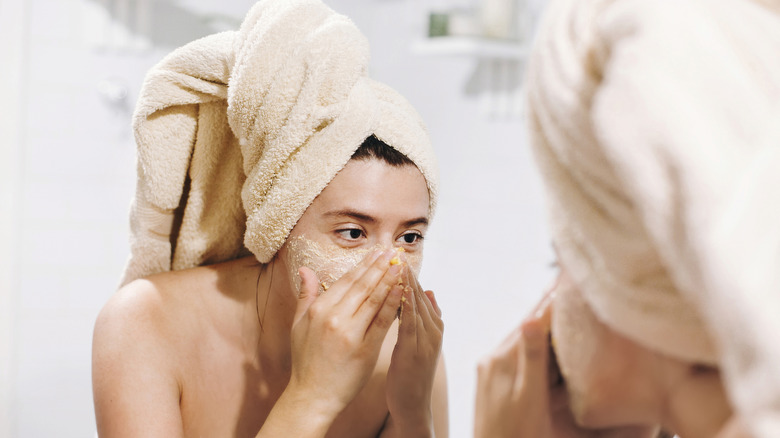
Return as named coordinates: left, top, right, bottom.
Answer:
left=527, top=0, right=780, bottom=435
left=122, top=0, right=438, bottom=285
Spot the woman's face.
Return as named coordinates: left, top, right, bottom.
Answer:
left=278, top=158, right=430, bottom=294
left=551, top=268, right=661, bottom=428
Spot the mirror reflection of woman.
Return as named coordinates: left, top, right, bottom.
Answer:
left=91, top=1, right=448, bottom=437
left=475, top=0, right=780, bottom=437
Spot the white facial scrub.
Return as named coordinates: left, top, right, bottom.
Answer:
left=284, top=235, right=422, bottom=295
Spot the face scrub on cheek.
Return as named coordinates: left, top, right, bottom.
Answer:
left=284, top=235, right=423, bottom=295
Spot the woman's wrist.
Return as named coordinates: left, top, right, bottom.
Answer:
left=387, top=410, right=434, bottom=438
left=256, top=386, right=344, bottom=438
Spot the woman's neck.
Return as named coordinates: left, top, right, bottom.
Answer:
left=661, top=365, right=733, bottom=438
left=252, top=257, right=297, bottom=373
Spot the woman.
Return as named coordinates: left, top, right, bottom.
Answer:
left=475, top=0, right=780, bottom=436
left=92, top=1, right=448, bottom=436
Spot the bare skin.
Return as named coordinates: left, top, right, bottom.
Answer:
left=92, top=159, right=448, bottom=438
left=474, top=267, right=752, bottom=438
left=475, top=286, right=658, bottom=438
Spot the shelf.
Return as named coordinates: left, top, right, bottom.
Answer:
left=412, top=37, right=529, bottom=59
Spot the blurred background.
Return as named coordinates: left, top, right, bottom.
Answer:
left=0, top=0, right=553, bottom=436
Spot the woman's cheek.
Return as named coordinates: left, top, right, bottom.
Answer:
left=285, top=235, right=371, bottom=294
left=285, top=235, right=425, bottom=294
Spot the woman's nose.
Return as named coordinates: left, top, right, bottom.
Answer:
left=372, top=233, right=397, bottom=250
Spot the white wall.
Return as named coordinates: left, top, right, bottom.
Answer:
left=6, top=0, right=552, bottom=436
left=6, top=0, right=166, bottom=436
left=0, top=0, right=28, bottom=435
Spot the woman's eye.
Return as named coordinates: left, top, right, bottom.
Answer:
left=337, top=228, right=365, bottom=240
left=398, top=232, right=423, bottom=245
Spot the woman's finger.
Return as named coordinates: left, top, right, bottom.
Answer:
left=479, top=324, right=525, bottom=389
left=514, top=301, right=553, bottom=407
left=474, top=326, right=524, bottom=438
left=329, top=250, right=400, bottom=310
left=424, top=290, right=442, bottom=317
left=350, top=257, right=406, bottom=333
left=414, top=282, right=436, bottom=333
left=293, top=266, right=321, bottom=325
left=363, top=283, right=404, bottom=345
left=396, top=274, right=417, bottom=341
left=529, top=284, right=556, bottom=320
left=323, top=250, right=391, bottom=318
left=490, top=325, right=524, bottom=374
left=403, top=266, right=438, bottom=334
left=312, top=248, right=385, bottom=307
left=420, top=289, right=444, bottom=335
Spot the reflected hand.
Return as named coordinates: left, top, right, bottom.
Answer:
left=474, top=290, right=659, bottom=438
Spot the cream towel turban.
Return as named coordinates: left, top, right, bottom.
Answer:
left=527, top=0, right=780, bottom=435
left=121, top=0, right=438, bottom=285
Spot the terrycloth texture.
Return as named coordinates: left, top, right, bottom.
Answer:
left=527, top=0, right=780, bottom=435
left=122, top=0, right=439, bottom=286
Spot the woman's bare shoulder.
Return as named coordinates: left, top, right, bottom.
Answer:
left=91, top=271, right=210, bottom=436
left=100, top=272, right=184, bottom=319
left=94, top=258, right=255, bottom=348
left=94, top=268, right=212, bottom=354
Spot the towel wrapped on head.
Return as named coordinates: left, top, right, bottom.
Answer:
left=527, top=0, right=780, bottom=435
left=121, top=0, right=439, bottom=286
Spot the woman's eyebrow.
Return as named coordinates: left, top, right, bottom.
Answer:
left=322, top=209, right=428, bottom=228
left=401, top=217, right=428, bottom=228
left=323, top=209, right=377, bottom=223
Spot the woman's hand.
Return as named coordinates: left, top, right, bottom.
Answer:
left=474, top=290, right=659, bottom=438
left=383, top=263, right=444, bottom=438
left=261, top=249, right=404, bottom=437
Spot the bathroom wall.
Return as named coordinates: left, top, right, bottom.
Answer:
left=0, top=0, right=27, bottom=436
left=2, top=0, right=552, bottom=436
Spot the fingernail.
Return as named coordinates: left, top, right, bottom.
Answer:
left=522, top=322, right=544, bottom=345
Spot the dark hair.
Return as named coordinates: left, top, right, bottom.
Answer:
left=351, top=135, right=414, bottom=167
